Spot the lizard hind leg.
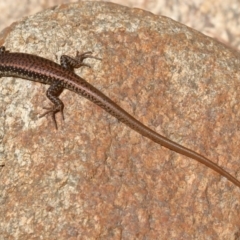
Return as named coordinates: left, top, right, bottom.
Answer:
left=39, top=81, right=64, bottom=129
left=0, top=46, right=9, bottom=54
left=60, top=51, right=101, bottom=71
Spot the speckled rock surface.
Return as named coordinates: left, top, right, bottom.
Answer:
left=1, top=0, right=240, bottom=51
left=0, top=2, right=240, bottom=239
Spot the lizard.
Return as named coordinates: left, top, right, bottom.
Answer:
left=0, top=46, right=239, bottom=188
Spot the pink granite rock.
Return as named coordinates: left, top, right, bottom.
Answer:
left=0, top=2, right=240, bottom=239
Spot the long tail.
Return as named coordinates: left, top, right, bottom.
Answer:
left=72, top=77, right=240, bottom=188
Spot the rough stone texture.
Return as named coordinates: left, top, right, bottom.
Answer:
left=0, top=2, right=240, bottom=239
left=1, top=0, right=240, bottom=51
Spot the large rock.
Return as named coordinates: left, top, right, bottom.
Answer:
left=0, top=2, right=240, bottom=239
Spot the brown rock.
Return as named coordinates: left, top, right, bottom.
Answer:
left=0, top=2, right=240, bottom=239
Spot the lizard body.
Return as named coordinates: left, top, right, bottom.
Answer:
left=0, top=46, right=239, bottom=188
